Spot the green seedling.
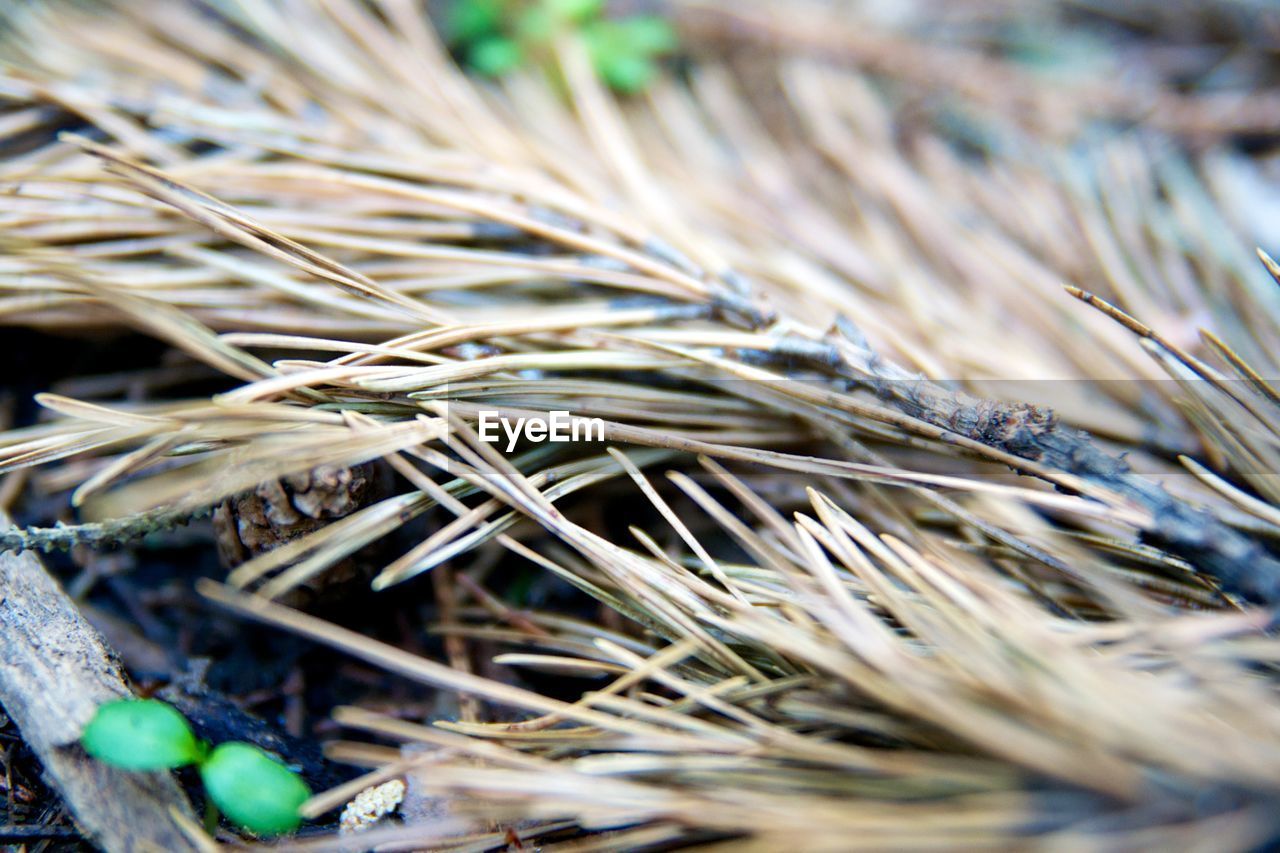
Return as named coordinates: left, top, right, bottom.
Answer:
left=583, top=17, right=675, bottom=93
left=469, top=36, right=525, bottom=77
left=447, top=0, right=677, bottom=94
left=81, top=699, right=311, bottom=838
left=81, top=699, right=205, bottom=770
left=446, top=0, right=506, bottom=44
left=545, top=0, right=603, bottom=23
left=201, top=743, right=313, bottom=836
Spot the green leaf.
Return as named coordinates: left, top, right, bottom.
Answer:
left=516, top=5, right=555, bottom=41
left=200, top=743, right=311, bottom=837
left=447, top=0, right=505, bottom=45
left=546, top=0, right=604, bottom=24
left=584, top=23, right=658, bottom=93
left=468, top=36, right=524, bottom=77
left=81, top=699, right=203, bottom=771
left=596, top=51, right=656, bottom=93
left=615, top=16, right=677, bottom=55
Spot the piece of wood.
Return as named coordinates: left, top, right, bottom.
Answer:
left=0, top=510, right=198, bottom=853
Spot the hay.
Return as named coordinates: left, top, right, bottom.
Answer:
left=2, top=0, right=1280, bottom=847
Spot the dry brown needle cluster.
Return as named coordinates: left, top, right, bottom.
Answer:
left=2, top=0, right=1280, bottom=848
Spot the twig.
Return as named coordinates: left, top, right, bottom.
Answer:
left=0, top=509, right=198, bottom=852
left=0, top=505, right=210, bottom=555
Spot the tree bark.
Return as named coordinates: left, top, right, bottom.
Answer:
left=0, top=510, right=198, bottom=852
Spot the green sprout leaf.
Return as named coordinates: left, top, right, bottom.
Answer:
left=546, top=0, right=603, bottom=24
left=615, top=16, right=677, bottom=55
left=596, top=51, right=656, bottom=93
left=515, top=5, right=555, bottom=41
left=584, top=21, right=661, bottom=93
left=81, top=699, right=204, bottom=771
left=452, top=0, right=676, bottom=92
left=200, top=742, right=311, bottom=837
left=469, top=36, right=525, bottom=77
left=447, top=0, right=505, bottom=45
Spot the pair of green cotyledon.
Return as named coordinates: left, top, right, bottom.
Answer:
left=449, top=0, right=678, bottom=93
left=82, top=699, right=311, bottom=837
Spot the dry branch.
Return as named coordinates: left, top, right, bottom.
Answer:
left=0, top=509, right=198, bottom=852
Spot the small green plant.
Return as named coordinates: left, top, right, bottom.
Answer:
left=81, top=699, right=311, bottom=837
left=200, top=743, right=313, bottom=836
left=80, top=699, right=206, bottom=770
left=446, top=0, right=677, bottom=93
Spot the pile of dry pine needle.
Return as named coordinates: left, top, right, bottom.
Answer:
left=3, top=0, right=1280, bottom=848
